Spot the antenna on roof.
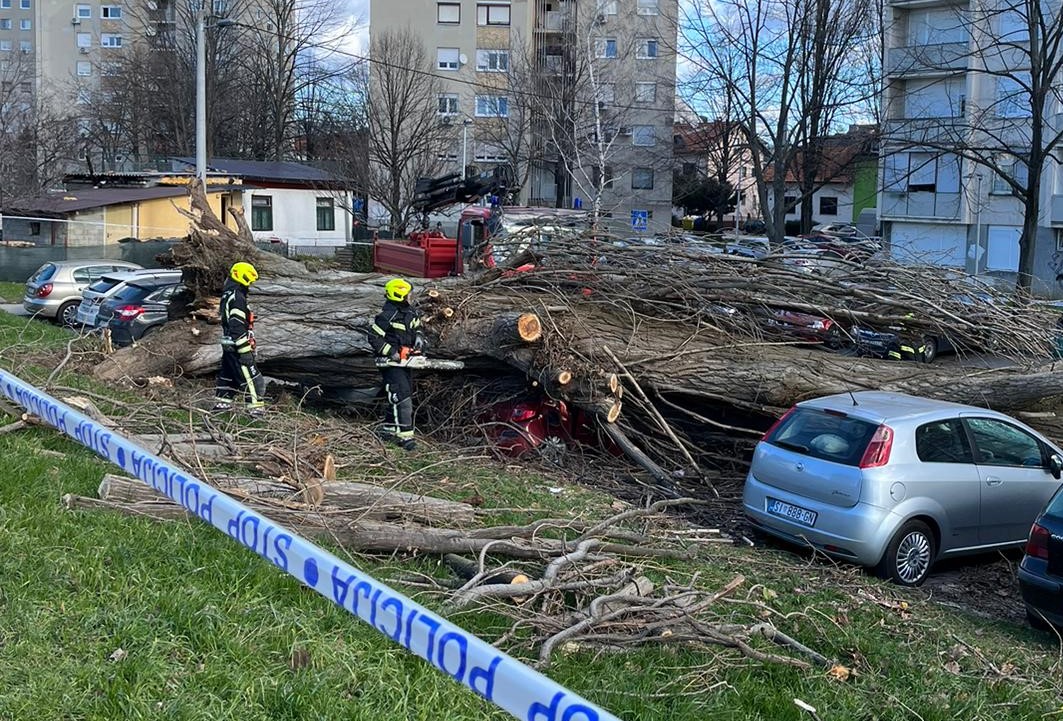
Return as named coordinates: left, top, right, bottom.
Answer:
left=847, top=388, right=859, bottom=406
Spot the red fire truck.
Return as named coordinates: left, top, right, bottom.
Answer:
left=372, top=168, right=510, bottom=279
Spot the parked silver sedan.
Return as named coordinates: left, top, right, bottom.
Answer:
left=744, top=391, right=1063, bottom=586
left=23, top=260, right=142, bottom=326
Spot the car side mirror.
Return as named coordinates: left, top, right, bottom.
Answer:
left=1049, top=454, right=1063, bottom=480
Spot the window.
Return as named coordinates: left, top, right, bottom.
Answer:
left=101, top=61, right=121, bottom=76
left=101, top=5, right=122, bottom=19
left=29, top=222, right=40, bottom=236
left=19, top=19, right=31, bottom=31
left=316, top=197, right=335, bottom=232
left=637, top=38, right=659, bottom=58
left=76, top=4, right=91, bottom=18
left=76, top=61, right=91, bottom=76
left=475, top=95, right=508, bottom=117
left=476, top=3, right=511, bottom=25
left=77, top=33, right=92, bottom=48
left=992, top=159, right=1028, bottom=194
left=437, top=93, right=458, bottom=115
left=76, top=88, right=91, bottom=105
left=997, top=74, right=1031, bottom=118
left=965, top=417, right=1045, bottom=468
left=0, top=1, right=10, bottom=8
left=18, top=40, right=30, bottom=52
left=474, top=144, right=507, bottom=163
left=632, top=167, right=654, bottom=189
left=476, top=49, right=509, bottom=72
left=20, top=0, right=29, bottom=8
left=597, top=0, right=618, bottom=14
left=998, top=9, right=1029, bottom=42
left=437, top=47, right=460, bottom=70
left=819, top=196, right=838, bottom=216
left=17, top=80, right=29, bottom=93
left=889, top=151, right=960, bottom=193
left=765, top=407, right=879, bottom=466
left=101, top=34, right=123, bottom=48
left=0, top=41, right=11, bottom=52
left=634, top=82, right=656, bottom=103
left=637, top=0, right=659, bottom=14
left=632, top=125, right=656, bottom=146
left=595, top=38, right=617, bottom=58
left=251, top=196, right=273, bottom=231
left=783, top=195, right=798, bottom=214
left=592, top=165, right=615, bottom=189
left=0, top=20, right=10, bottom=30
left=437, top=2, right=460, bottom=23
left=915, top=420, right=973, bottom=464
left=596, top=82, right=615, bottom=105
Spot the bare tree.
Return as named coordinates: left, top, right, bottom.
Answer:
left=883, top=0, right=1063, bottom=291
left=0, top=55, right=80, bottom=206
left=682, top=0, right=879, bottom=241
left=365, top=29, right=451, bottom=233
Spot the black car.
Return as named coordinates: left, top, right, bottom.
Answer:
left=98, top=279, right=185, bottom=347
left=1019, top=486, right=1063, bottom=629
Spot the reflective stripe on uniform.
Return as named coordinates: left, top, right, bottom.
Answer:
left=229, top=308, right=247, bottom=320
left=240, top=365, right=259, bottom=404
left=900, top=345, right=915, bottom=354
left=888, top=351, right=902, bottom=359
left=410, top=317, right=421, bottom=328
left=391, top=322, right=407, bottom=331
left=381, top=343, right=392, bottom=356
left=371, top=323, right=387, bottom=336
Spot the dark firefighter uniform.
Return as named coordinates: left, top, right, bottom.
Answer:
left=369, top=279, right=424, bottom=450
left=214, top=262, right=266, bottom=414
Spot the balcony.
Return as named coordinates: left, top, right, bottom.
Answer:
left=886, top=42, right=968, bottom=76
left=880, top=191, right=962, bottom=220
left=889, top=0, right=967, bottom=8
left=536, top=9, right=571, bottom=32
left=883, top=117, right=967, bottom=145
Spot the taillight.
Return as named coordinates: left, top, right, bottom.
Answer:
left=116, top=305, right=144, bottom=320
left=1027, top=523, right=1050, bottom=560
left=859, top=424, right=894, bottom=468
left=762, top=407, right=796, bottom=440
left=35, top=283, right=53, bottom=298
left=511, top=407, right=537, bottom=422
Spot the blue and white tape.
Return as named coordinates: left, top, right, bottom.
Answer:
left=0, top=368, right=619, bottom=721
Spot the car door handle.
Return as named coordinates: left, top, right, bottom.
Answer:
left=985, top=476, right=1003, bottom=486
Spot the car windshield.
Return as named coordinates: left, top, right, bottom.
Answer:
left=766, top=408, right=879, bottom=466
left=110, top=284, right=155, bottom=303
left=29, top=264, right=56, bottom=283
left=88, top=278, right=122, bottom=294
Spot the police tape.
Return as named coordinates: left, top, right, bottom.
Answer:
left=0, top=367, right=620, bottom=721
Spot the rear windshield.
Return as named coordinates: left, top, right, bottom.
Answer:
left=29, top=264, right=56, bottom=283
left=110, top=284, right=154, bottom=303
left=766, top=407, right=879, bottom=467
left=1044, top=488, right=1063, bottom=519
left=87, top=278, right=121, bottom=294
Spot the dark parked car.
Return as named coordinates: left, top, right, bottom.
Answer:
left=1019, top=486, right=1063, bottom=629
left=97, top=278, right=185, bottom=347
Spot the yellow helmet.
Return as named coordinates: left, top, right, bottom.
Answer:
left=230, top=261, right=258, bottom=287
left=385, top=278, right=412, bottom=302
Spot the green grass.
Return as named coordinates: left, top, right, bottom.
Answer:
left=1, top=311, right=1062, bottom=720
left=0, top=281, right=24, bottom=303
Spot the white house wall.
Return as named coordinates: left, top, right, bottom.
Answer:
left=241, top=188, right=352, bottom=247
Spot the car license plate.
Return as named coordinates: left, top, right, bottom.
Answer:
left=766, top=498, right=817, bottom=527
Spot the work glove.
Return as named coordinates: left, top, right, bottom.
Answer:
left=238, top=352, right=256, bottom=367
left=414, top=333, right=426, bottom=353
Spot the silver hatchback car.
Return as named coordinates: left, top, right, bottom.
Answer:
left=744, top=391, right=1063, bottom=586
left=23, top=260, right=142, bottom=326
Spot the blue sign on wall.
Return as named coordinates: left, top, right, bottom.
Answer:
left=631, top=210, right=648, bottom=231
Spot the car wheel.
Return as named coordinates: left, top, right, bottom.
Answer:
left=56, top=300, right=79, bottom=327
left=538, top=435, right=567, bottom=465
left=875, top=520, right=936, bottom=586
left=919, top=336, right=938, bottom=364
left=824, top=325, right=845, bottom=350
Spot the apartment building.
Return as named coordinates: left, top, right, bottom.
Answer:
left=880, top=0, right=1063, bottom=290
left=369, top=0, right=678, bottom=233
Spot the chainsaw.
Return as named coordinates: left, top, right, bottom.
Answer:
left=381, top=346, right=465, bottom=370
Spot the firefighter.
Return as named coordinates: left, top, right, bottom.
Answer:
left=213, top=261, right=266, bottom=416
left=369, top=278, right=425, bottom=451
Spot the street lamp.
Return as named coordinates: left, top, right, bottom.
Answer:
left=194, top=2, right=234, bottom=185
left=461, top=118, right=473, bottom=179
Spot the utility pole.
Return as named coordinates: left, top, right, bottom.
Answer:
left=195, top=0, right=207, bottom=185
left=461, top=118, right=473, bottom=178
